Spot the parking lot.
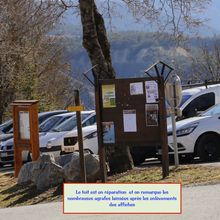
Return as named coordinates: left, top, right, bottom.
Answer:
left=2, top=157, right=220, bottom=175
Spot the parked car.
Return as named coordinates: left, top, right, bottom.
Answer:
left=40, top=111, right=95, bottom=156
left=136, top=83, right=220, bottom=164
left=158, top=103, right=220, bottom=162
left=0, top=110, right=68, bottom=167
left=39, top=112, right=76, bottom=133
left=0, top=119, right=13, bottom=134
left=62, top=125, right=98, bottom=154
left=0, top=110, right=67, bottom=142
left=167, top=83, right=220, bottom=124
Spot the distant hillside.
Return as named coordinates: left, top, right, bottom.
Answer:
left=63, top=31, right=220, bottom=82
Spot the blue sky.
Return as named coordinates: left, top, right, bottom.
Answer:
left=62, top=0, right=220, bottom=36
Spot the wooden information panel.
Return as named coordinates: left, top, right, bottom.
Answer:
left=99, top=77, right=163, bottom=147
left=12, top=100, right=40, bottom=177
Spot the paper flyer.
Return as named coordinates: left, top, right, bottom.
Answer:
left=102, top=84, right=116, bottom=108
left=130, top=82, right=144, bottom=95
left=123, top=109, right=137, bottom=132
left=19, top=111, right=30, bottom=139
left=102, top=121, right=115, bottom=143
left=145, top=81, right=159, bottom=103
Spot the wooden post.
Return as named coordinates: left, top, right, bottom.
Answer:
left=74, top=90, right=87, bottom=183
left=158, top=77, right=169, bottom=178
left=30, top=103, right=40, bottom=161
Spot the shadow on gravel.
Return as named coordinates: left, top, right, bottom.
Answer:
left=0, top=180, right=62, bottom=207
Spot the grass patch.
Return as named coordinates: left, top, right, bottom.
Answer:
left=1, top=164, right=220, bottom=208
left=0, top=173, right=62, bottom=208
left=107, top=164, right=220, bottom=186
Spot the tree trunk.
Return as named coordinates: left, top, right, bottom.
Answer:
left=79, top=0, right=134, bottom=173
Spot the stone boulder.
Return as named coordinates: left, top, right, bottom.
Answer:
left=57, top=153, right=73, bottom=167
left=18, top=154, right=63, bottom=190
left=63, top=152, right=100, bottom=182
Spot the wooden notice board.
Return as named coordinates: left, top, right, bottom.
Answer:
left=99, top=77, right=163, bottom=147
left=11, top=100, right=40, bottom=177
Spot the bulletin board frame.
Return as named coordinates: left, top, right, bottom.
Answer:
left=11, top=100, right=40, bottom=177
left=99, top=77, right=162, bottom=146
left=95, top=76, right=169, bottom=181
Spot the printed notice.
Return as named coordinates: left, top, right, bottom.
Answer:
left=145, top=81, right=158, bottom=103
left=145, top=104, right=159, bottom=126
left=102, top=122, right=115, bottom=144
left=130, top=82, right=143, bottom=95
left=63, top=183, right=181, bottom=214
left=102, top=84, right=116, bottom=108
left=19, top=111, right=30, bottom=140
left=123, top=110, right=137, bottom=132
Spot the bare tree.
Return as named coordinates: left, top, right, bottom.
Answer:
left=60, top=0, right=211, bottom=173
left=191, top=43, right=220, bottom=82
left=0, top=0, right=74, bottom=122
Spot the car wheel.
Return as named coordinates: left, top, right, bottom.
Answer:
left=130, top=152, right=146, bottom=165
left=197, top=134, right=220, bottom=162
left=179, top=154, right=194, bottom=164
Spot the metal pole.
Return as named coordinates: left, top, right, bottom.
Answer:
left=172, top=83, right=179, bottom=167
left=158, top=76, right=169, bottom=178
left=171, top=111, right=179, bottom=167
left=74, top=90, right=87, bottom=182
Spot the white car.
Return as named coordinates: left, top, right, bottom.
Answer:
left=166, top=83, right=220, bottom=125
left=40, top=111, right=96, bottom=156
left=61, top=125, right=98, bottom=154
left=164, top=103, right=220, bottom=162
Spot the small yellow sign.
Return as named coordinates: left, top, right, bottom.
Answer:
left=67, top=106, right=85, bottom=112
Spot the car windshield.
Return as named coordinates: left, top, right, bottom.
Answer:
left=0, top=120, right=13, bottom=133
left=52, top=113, right=91, bottom=132
left=39, top=116, right=62, bottom=132
left=201, top=103, right=220, bottom=117
left=178, top=94, right=192, bottom=107
left=39, top=115, right=72, bottom=132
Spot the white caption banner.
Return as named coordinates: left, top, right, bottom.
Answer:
left=63, top=183, right=181, bottom=214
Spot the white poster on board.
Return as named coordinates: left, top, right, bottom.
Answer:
left=19, top=111, right=30, bottom=140
left=130, top=82, right=144, bottom=95
left=123, top=110, right=137, bottom=132
left=145, top=81, right=159, bottom=103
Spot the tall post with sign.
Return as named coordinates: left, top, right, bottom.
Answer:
left=165, top=73, right=182, bottom=167
left=67, top=91, right=87, bottom=183
left=11, top=100, right=40, bottom=177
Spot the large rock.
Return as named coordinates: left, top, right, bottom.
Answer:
left=57, top=153, right=73, bottom=167
left=18, top=154, right=63, bottom=190
left=63, top=152, right=100, bottom=182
